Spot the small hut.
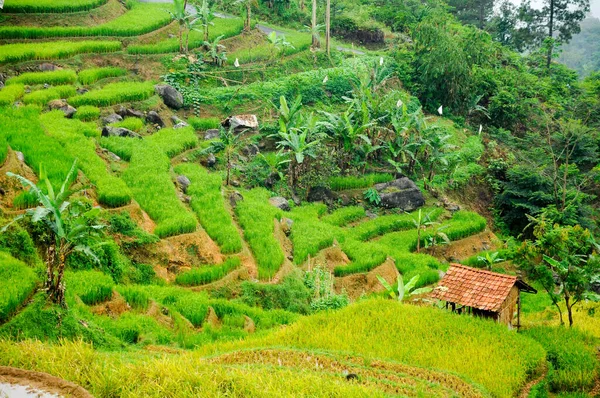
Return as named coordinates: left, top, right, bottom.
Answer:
left=431, top=264, right=536, bottom=328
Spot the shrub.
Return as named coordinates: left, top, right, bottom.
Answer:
left=3, top=0, right=107, bottom=13
left=22, top=85, right=77, bottom=105
left=0, top=224, right=39, bottom=266
left=235, top=188, right=284, bottom=280
left=73, top=106, right=100, bottom=122
left=0, top=84, right=25, bottom=106
left=110, top=117, right=144, bottom=133
left=0, top=3, right=172, bottom=39
left=188, top=117, right=221, bottom=131
left=321, top=206, right=366, bottom=227
left=6, top=70, right=77, bottom=86
left=147, top=126, right=199, bottom=158
left=329, top=173, right=395, bottom=191
left=175, top=258, right=241, bottom=287
left=0, top=252, right=38, bottom=323
left=78, top=67, right=127, bottom=85
left=69, top=82, right=155, bottom=107
left=240, top=274, right=312, bottom=314
left=0, top=41, right=121, bottom=64
left=66, top=270, right=114, bottom=306
left=174, top=163, right=242, bottom=253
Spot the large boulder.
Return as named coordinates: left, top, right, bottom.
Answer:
left=146, top=111, right=165, bottom=127
left=221, top=114, right=258, bottom=133
left=101, top=113, right=123, bottom=125
left=39, top=63, right=58, bottom=72
left=269, top=196, right=290, bottom=211
left=229, top=191, right=244, bottom=209
left=127, top=108, right=144, bottom=118
left=48, top=99, right=76, bottom=118
left=307, top=186, right=336, bottom=203
left=204, top=129, right=220, bottom=140
left=155, top=84, right=184, bottom=109
left=177, top=175, right=191, bottom=193
left=101, top=126, right=142, bottom=139
left=375, top=177, right=425, bottom=211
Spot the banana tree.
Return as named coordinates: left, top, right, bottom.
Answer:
left=203, top=35, right=227, bottom=66
left=2, top=161, right=104, bottom=307
left=234, top=0, right=257, bottom=31
left=195, top=0, right=214, bottom=45
left=219, top=126, right=245, bottom=186
left=168, top=0, right=195, bottom=53
left=377, top=274, right=433, bottom=301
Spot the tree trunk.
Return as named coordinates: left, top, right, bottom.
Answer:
left=311, top=0, right=319, bottom=48
left=245, top=3, right=251, bottom=31
left=547, top=0, right=554, bottom=68
left=204, top=26, right=209, bottom=43
left=46, top=243, right=67, bottom=307
left=325, top=0, right=331, bottom=56
left=226, top=151, right=231, bottom=185
left=179, top=25, right=184, bottom=53
left=565, top=295, right=574, bottom=327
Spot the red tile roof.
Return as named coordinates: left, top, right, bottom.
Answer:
left=431, top=264, right=519, bottom=312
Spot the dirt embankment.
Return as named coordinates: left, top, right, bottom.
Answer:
left=0, top=366, right=93, bottom=398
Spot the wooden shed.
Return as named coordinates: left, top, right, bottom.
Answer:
left=431, top=264, right=536, bottom=328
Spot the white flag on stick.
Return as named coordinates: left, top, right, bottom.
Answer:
left=437, top=105, right=443, bottom=115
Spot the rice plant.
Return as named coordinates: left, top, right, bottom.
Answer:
left=0, top=41, right=121, bottom=64
left=40, top=111, right=132, bottom=207
left=175, top=258, right=241, bottom=286
left=66, top=270, right=114, bottom=306
left=235, top=188, right=284, bottom=280
left=289, top=210, right=341, bottom=264
left=6, top=70, right=78, bottom=86
left=328, top=173, right=395, bottom=191
left=0, top=252, right=38, bottom=323
left=110, top=117, right=145, bottom=133
left=147, top=126, right=199, bottom=158
left=116, top=286, right=150, bottom=311
left=348, top=207, right=444, bottom=241
left=321, top=206, right=366, bottom=227
left=188, top=117, right=221, bottom=131
left=69, top=82, right=155, bottom=107
left=122, top=140, right=198, bottom=238
left=174, top=163, right=243, bottom=253
left=3, top=0, right=107, bottom=13
left=22, top=85, right=77, bottom=105
left=334, top=238, right=388, bottom=276
left=78, top=67, right=127, bottom=85
left=0, top=135, right=7, bottom=165
left=0, top=3, right=172, bottom=39
left=0, top=84, right=25, bottom=106
left=73, top=105, right=101, bottom=122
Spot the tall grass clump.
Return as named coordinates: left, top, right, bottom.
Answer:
left=321, top=206, right=366, bottom=227
left=123, top=141, right=197, bottom=238
left=69, top=82, right=154, bottom=107
left=174, top=163, right=242, bottom=253
left=188, top=117, right=221, bottom=131
left=78, top=67, right=127, bottom=85
left=0, top=41, right=121, bottom=64
left=329, top=173, right=395, bottom=191
left=66, top=270, right=114, bottom=306
left=99, top=136, right=135, bottom=161
left=0, top=84, right=24, bottom=106
left=264, top=299, right=546, bottom=398
left=0, top=3, right=172, bottom=39
left=524, top=326, right=597, bottom=392
left=235, top=188, right=284, bottom=280
left=348, top=207, right=444, bottom=241
left=334, top=238, right=388, bottom=276
left=6, top=70, right=77, bottom=86
left=289, top=208, right=340, bottom=264
left=0, top=252, right=38, bottom=323
left=116, top=286, right=150, bottom=310
left=40, top=111, right=132, bottom=207
left=73, top=105, right=100, bottom=122
left=22, top=85, right=77, bottom=105
left=3, top=0, right=107, bottom=13
left=147, top=126, right=198, bottom=158
left=111, top=117, right=145, bottom=133
left=175, top=258, right=241, bottom=286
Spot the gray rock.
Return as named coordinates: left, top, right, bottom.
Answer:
left=61, top=105, right=77, bottom=118
left=76, top=88, right=89, bottom=95
left=101, top=126, right=141, bottom=139
left=242, top=144, right=260, bottom=157
left=115, top=105, right=127, bottom=118
left=102, top=113, right=123, bottom=125
left=231, top=180, right=241, bottom=187
left=15, top=151, right=25, bottom=163
left=177, top=175, right=191, bottom=193
left=146, top=111, right=165, bottom=127
left=173, top=122, right=189, bottom=129
left=375, top=177, right=425, bottom=211
left=204, top=129, right=220, bottom=140
left=264, top=172, right=280, bottom=189
left=366, top=210, right=378, bottom=219
left=154, top=84, right=184, bottom=109
left=307, top=186, right=336, bottom=203
left=0, top=81, right=4, bottom=90
left=171, top=115, right=184, bottom=124
left=221, top=114, right=258, bottom=132
left=43, top=83, right=50, bottom=89
left=269, top=196, right=290, bottom=211
left=48, top=99, right=76, bottom=118
left=207, top=153, right=216, bottom=167
left=126, top=108, right=144, bottom=118
left=229, top=191, right=243, bottom=208
left=281, top=217, right=294, bottom=236
left=39, top=63, right=57, bottom=72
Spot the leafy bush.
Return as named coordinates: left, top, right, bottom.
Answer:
left=235, top=189, right=284, bottom=280
left=73, top=106, right=100, bottom=122
left=0, top=84, right=25, bottom=106
left=0, top=252, right=38, bottom=323
left=7, top=70, right=77, bottom=86
left=69, top=82, right=154, bottom=107
left=147, top=126, right=198, bottom=158
left=66, top=270, right=114, bottom=306
left=174, top=163, right=242, bottom=253
left=188, top=117, right=221, bottom=131
left=22, top=85, right=77, bottom=105
left=78, top=67, right=127, bottom=85
left=0, top=3, right=172, bottom=39
left=175, top=258, right=241, bottom=286
left=321, top=206, right=366, bottom=227
left=0, top=41, right=121, bottom=64
left=3, top=0, right=107, bottom=13
left=329, top=173, right=394, bottom=191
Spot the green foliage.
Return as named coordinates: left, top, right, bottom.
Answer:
left=147, top=126, right=198, bottom=158
left=6, top=70, right=77, bottom=86
left=349, top=208, right=443, bottom=241
left=0, top=3, right=172, bottom=39
left=524, top=326, right=597, bottom=392
left=3, top=0, right=107, bottom=13
left=329, top=173, right=394, bottom=191
left=174, top=163, right=242, bottom=253
left=0, top=84, right=25, bottom=106
left=188, top=117, right=220, bottom=131
left=110, top=117, right=145, bottom=133
left=99, top=136, right=135, bottom=161
left=116, top=286, right=149, bottom=310
left=66, top=270, right=114, bottom=306
left=69, top=82, right=155, bottom=107
left=73, top=106, right=100, bottom=122
left=334, top=238, right=388, bottom=276
left=22, top=85, right=77, bottom=105
left=67, top=240, right=128, bottom=283
left=0, top=41, right=121, bottom=64
left=363, top=188, right=381, bottom=205
left=0, top=252, right=38, bottom=323
left=0, top=224, right=39, bottom=266
left=321, top=206, right=365, bottom=227
left=304, top=266, right=350, bottom=311
left=235, top=189, right=284, bottom=279
left=240, top=274, right=312, bottom=314
left=176, top=258, right=241, bottom=286
left=78, top=67, right=127, bottom=85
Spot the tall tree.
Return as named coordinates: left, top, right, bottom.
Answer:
left=235, top=0, right=257, bottom=31
left=447, top=0, right=494, bottom=29
left=311, top=0, right=320, bottom=48
left=325, top=0, right=331, bottom=55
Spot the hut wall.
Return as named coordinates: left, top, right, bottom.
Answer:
left=496, top=286, right=519, bottom=326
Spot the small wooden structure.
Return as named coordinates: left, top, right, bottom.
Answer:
left=431, top=264, right=536, bottom=328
